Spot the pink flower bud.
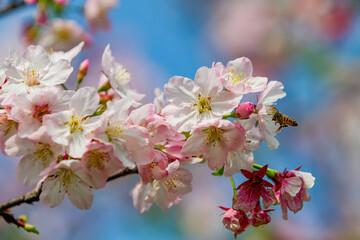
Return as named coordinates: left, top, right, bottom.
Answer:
left=36, top=10, right=47, bottom=25
left=25, top=0, right=38, bottom=4
left=54, top=0, right=69, bottom=5
left=78, top=59, right=89, bottom=80
left=250, top=205, right=273, bottom=227
left=235, top=102, right=254, bottom=119
left=220, top=207, right=249, bottom=237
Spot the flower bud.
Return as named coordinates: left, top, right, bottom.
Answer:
left=250, top=206, right=272, bottom=227
left=36, top=9, right=47, bottom=25
left=78, top=59, right=89, bottom=80
left=235, top=102, right=254, bottom=119
left=221, top=208, right=249, bottom=233
left=55, top=0, right=69, bottom=5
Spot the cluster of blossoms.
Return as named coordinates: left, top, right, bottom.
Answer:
left=0, top=43, right=314, bottom=237
left=23, top=0, right=117, bottom=50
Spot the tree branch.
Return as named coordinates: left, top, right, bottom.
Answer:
left=0, top=0, right=26, bottom=16
left=0, top=167, right=138, bottom=212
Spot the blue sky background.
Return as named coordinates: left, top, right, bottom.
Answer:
left=0, top=0, right=360, bottom=239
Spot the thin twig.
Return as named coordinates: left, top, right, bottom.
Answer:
left=0, top=167, right=138, bottom=212
left=0, top=0, right=26, bottom=16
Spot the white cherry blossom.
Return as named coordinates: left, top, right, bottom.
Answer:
left=40, top=160, right=93, bottom=210
left=102, top=45, right=144, bottom=101
left=164, top=66, right=242, bottom=132
left=2, top=45, right=73, bottom=96
left=42, top=87, right=101, bottom=158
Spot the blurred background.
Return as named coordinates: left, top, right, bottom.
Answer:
left=0, top=0, right=360, bottom=239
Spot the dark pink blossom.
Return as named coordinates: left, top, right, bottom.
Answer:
left=273, top=167, right=315, bottom=220
left=233, top=165, right=277, bottom=212
left=219, top=206, right=249, bottom=238
left=250, top=204, right=273, bottom=227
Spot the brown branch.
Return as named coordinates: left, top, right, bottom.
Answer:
left=0, top=167, right=138, bottom=212
left=0, top=0, right=26, bottom=16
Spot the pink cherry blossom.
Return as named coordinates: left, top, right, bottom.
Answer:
left=181, top=119, right=246, bottom=170
left=0, top=110, right=18, bottom=155
left=130, top=160, right=192, bottom=213
left=217, top=57, right=268, bottom=94
left=164, top=66, right=242, bottom=132
left=219, top=206, right=250, bottom=238
left=38, top=19, right=90, bottom=51
left=246, top=80, right=287, bottom=149
left=223, top=122, right=261, bottom=177
left=93, top=98, right=150, bottom=167
left=137, top=150, right=169, bottom=184
left=233, top=165, right=277, bottom=212
left=40, top=160, right=93, bottom=210
left=84, top=0, right=118, bottom=31
left=5, top=133, right=63, bottom=186
left=81, top=141, right=124, bottom=189
left=249, top=204, right=273, bottom=227
left=273, top=168, right=315, bottom=220
left=42, top=87, right=101, bottom=158
left=7, top=88, right=73, bottom=139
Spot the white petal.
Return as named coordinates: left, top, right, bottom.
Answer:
left=258, top=81, right=286, bottom=106
left=164, top=76, right=196, bottom=106
left=293, top=171, right=315, bottom=189
left=71, top=87, right=99, bottom=117
left=40, top=176, right=66, bottom=208
left=194, top=67, right=222, bottom=96
left=67, top=181, right=93, bottom=210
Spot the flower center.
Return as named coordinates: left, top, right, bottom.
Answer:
left=59, top=169, right=77, bottom=187
left=33, top=143, right=52, bottom=167
left=33, top=104, right=51, bottom=122
left=194, top=93, right=212, bottom=114
left=87, top=150, right=110, bottom=170
left=203, top=126, right=224, bottom=143
left=227, top=68, right=249, bottom=86
left=115, top=66, right=131, bottom=85
left=106, top=121, right=126, bottom=142
left=57, top=29, right=70, bottom=41
left=66, top=115, right=83, bottom=134
left=22, top=66, right=41, bottom=87
left=0, top=113, right=17, bottom=135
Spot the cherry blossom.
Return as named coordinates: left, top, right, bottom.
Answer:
left=7, top=88, right=73, bottom=139
left=131, top=160, right=192, bottom=213
left=2, top=45, right=73, bottom=97
left=164, top=66, right=242, bottom=132
left=5, top=133, right=63, bottom=186
left=181, top=119, right=246, bottom=170
left=216, top=57, right=268, bottom=94
left=81, top=141, right=124, bottom=189
left=273, top=168, right=315, bottom=219
left=84, top=0, right=118, bottom=31
left=42, top=87, right=101, bottom=158
left=233, top=165, right=277, bottom=212
left=93, top=98, right=149, bottom=167
left=40, top=160, right=93, bottom=210
left=219, top=207, right=250, bottom=238
left=38, top=19, right=90, bottom=51
left=102, top=45, right=144, bottom=102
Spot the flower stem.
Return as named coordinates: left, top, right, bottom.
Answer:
left=222, top=112, right=239, bottom=119
left=253, top=163, right=278, bottom=179
left=229, top=176, right=237, bottom=197
left=61, top=84, right=68, bottom=90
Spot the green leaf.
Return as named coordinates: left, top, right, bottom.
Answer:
left=212, top=166, right=224, bottom=176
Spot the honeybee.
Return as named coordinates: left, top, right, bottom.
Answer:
left=268, top=106, right=298, bottom=133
